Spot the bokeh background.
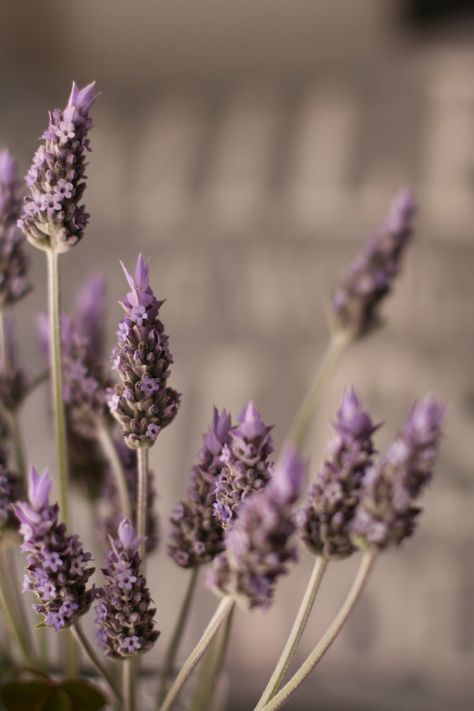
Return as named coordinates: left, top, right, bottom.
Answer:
left=1, top=1, right=474, bottom=709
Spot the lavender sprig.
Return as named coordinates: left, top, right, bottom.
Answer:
left=208, top=446, right=306, bottom=610
left=169, top=407, right=232, bottom=568
left=109, top=254, right=180, bottom=449
left=331, top=190, right=416, bottom=339
left=297, top=389, right=378, bottom=559
left=18, top=82, right=97, bottom=253
left=14, top=467, right=95, bottom=630
left=95, top=519, right=159, bottom=659
left=351, top=397, right=445, bottom=550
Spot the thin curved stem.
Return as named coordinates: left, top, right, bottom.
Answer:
left=158, top=566, right=200, bottom=702
left=10, top=411, right=27, bottom=484
left=136, top=446, right=149, bottom=558
left=159, top=597, right=236, bottom=711
left=72, top=621, right=122, bottom=706
left=287, top=333, right=350, bottom=452
left=122, top=658, right=135, bottom=711
left=256, top=556, right=328, bottom=708
left=260, top=552, right=376, bottom=711
left=96, top=421, right=131, bottom=520
left=0, top=551, right=36, bottom=667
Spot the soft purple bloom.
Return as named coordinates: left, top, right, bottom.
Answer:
left=95, top=519, right=159, bottom=659
left=18, top=81, right=97, bottom=253
left=169, top=407, right=232, bottom=568
left=73, top=273, right=107, bottom=369
left=351, top=397, right=445, bottom=550
left=109, top=254, right=180, bottom=448
left=14, top=468, right=94, bottom=630
left=297, top=389, right=378, bottom=559
left=208, top=446, right=306, bottom=610
left=0, top=149, right=21, bottom=226
left=213, top=401, right=274, bottom=529
left=332, top=189, right=416, bottom=338
left=0, top=446, right=21, bottom=534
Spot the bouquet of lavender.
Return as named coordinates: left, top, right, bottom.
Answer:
left=0, top=83, right=445, bottom=711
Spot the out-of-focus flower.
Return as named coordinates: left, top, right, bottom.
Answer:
left=95, top=519, right=159, bottom=659
left=0, top=314, right=30, bottom=411
left=351, top=397, right=445, bottom=550
left=213, top=402, right=274, bottom=529
left=18, top=82, right=97, bottom=253
left=331, top=190, right=416, bottom=339
left=108, top=254, right=180, bottom=449
left=0, top=445, right=21, bottom=535
left=297, top=389, right=378, bottom=559
left=208, top=446, right=306, bottom=610
left=73, top=273, right=107, bottom=373
left=169, top=407, right=232, bottom=568
left=14, top=467, right=95, bottom=630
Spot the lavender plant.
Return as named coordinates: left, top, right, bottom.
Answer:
left=0, top=81, right=446, bottom=711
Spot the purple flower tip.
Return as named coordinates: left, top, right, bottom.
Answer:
left=28, top=467, right=52, bottom=510
left=388, top=189, right=416, bottom=233
left=120, top=253, right=151, bottom=295
left=68, top=81, right=97, bottom=115
left=407, top=397, right=446, bottom=439
left=0, top=149, right=18, bottom=185
left=270, top=446, right=306, bottom=505
left=336, top=388, right=379, bottom=439
left=118, top=518, right=142, bottom=551
left=238, top=401, right=269, bottom=439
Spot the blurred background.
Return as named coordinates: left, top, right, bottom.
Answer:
left=1, top=0, right=474, bottom=709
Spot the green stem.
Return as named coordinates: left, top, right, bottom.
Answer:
left=97, top=421, right=131, bottom=520
left=10, top=411, right=27, bottom=484
left=122, top=658, right=135, bottom=711
left=260, top=552, right=376, bottom=711
left=0, top=551, right=36, bottom=667
left=72, top=621, right=122, bottom=706
left=287, top=333, right=350, bottom=452
left=158, top=566, right=200, bottom=702
left=136, top=446, right=149, bottom=557
left=256, top=556, right=328, bottom=708
left=159, top=597, right=236, bottom=711
left=189, top=603, right=235, bottom=711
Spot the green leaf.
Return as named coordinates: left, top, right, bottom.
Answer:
left=0, top=680, right=53, bottom=711
left=35, top=622, right=48, bottom=630
left=42, top=688, right=74, bottom=711
left=59, top=679, right=107, bottom=710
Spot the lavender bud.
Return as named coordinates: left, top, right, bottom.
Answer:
left=213, top=401, right=274, bottom=529
left=14, top=467, right=95, bottom=630
left=18, top=81, right=97, bottom=253
left=208, top=446, right=306, bottom=610
left=168, top=407, right=232, bottom=568
left=108, top=254, right=180, bottom=449
left=95, top=519, right=159, bottom=659
left=0, top=446, right=22, bottom=536
left=331, top=190, right=416, bottom=339
left=351, top=397, right=445, bottom=551
left=297, top=389, right=378, bottom=559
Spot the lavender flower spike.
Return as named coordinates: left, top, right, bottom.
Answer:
left=213, top=401, right=274, bottom=529
left=109, top=254, right=180, bottom=448
left=0, top=149, right=30, bottom=307
left=14, top=467, right=94, bottom=630
left=331, top=189, right=416, bottom=339
left=169, top=407, right=232, bottom=568
left=18, top=81, right=97, bottom=253
left=95, top=518, right=159, bottom=659
left=208, top=446, right=306, bottom=610
left=351, top=397, right=445, bottom=551
left=297, top=389, right=378, bottom=559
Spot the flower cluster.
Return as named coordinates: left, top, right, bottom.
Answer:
left=18, top=82, right=97, bottom=253
left=213, top=402, right=274, bottom=529
left=0, top=446, right=21, bottom=534
left=351, top=397, right=444, bottom=550
left=95, top=519, right=159, bottom=659
left=14, top=468, right=95, bottom=630
left=331, top=190, right=416, bottom=338
left=297, top=390, right=378, bottom=559
left=0, top=149, right=30, bottom=307
left=109, top=254, right=180, bottom=448
left=169, top=407, right=232, bottom=568
left=208, top=447, right=306, bottom=610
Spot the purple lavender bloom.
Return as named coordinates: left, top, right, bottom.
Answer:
left=297, top=389, right=378, bottom=559
left=95, top=519, right=159, bottom=659
left=169, top=407, right=232, bottom=568
left=0, top=314, right=30, bottom=411
left=108, top=254, right=180, bottom=449
left=0, top=446, right=21, bottom=535
left=332, top=190, right=416, bottom=338
left=213, top=401, right=274, bottom=529
left=208, top=446, right=306, bottom=610
left=18, top=81, right=97, bottom=253
left=74, top=273, right=107, bottom=370
left=351, top=397, right=445, bottom=551
left=0, top=149, right=30, bottom=307
left=14, top=467, right=94, bottom=630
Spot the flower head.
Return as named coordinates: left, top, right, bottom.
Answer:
left=297, top=389, right=378, bottom=559
left=14, top=467, right=95, bottom=630
left=331, top=190, right=416, bottom=338
left=95, top=519, right=159, bottom=659
left=18, top=81, right=97, bottom=253
left=208, top=446, right=306, bottom=610
left=108, top=254, right=180, bottom=448
left=169, top=407, right=232, bottom=568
